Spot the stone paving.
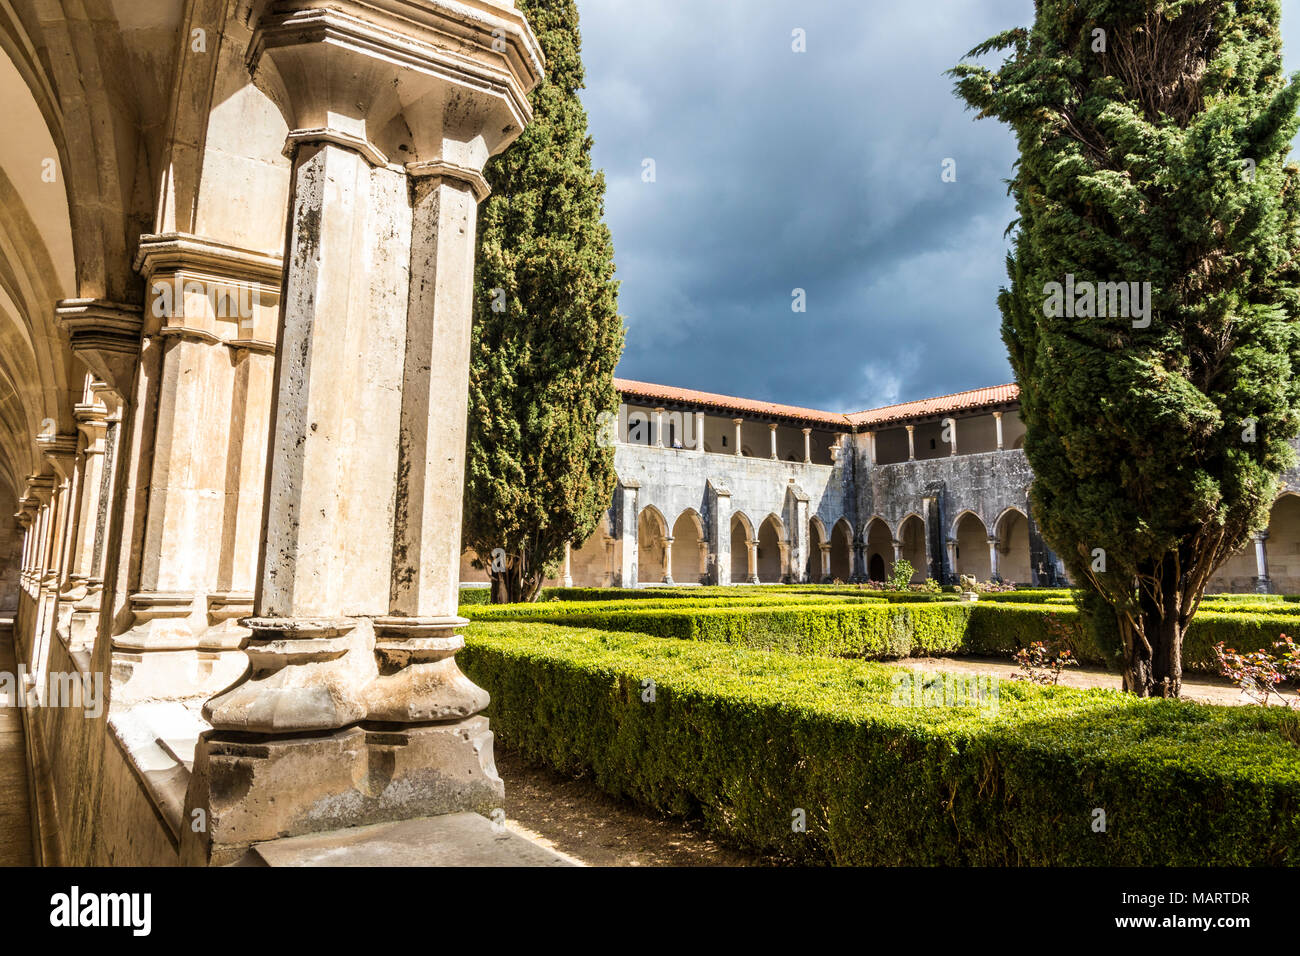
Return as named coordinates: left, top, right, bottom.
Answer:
left=0, top=624, right=33, bottom=865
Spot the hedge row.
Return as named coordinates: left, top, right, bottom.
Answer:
left=461, top=621, right=1300, bottom=865
left=466, top=598, right=1292, bottom=672
left=472, top=601, right=975, bottom=658
left=966, top=603, right=1300, bottom=670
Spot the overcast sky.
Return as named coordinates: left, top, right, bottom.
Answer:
left=574, top=0, right=1300, bottom=413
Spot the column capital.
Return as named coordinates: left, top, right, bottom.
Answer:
left=134, top=232, right=284, bottom=350
left=24, top=474, right=55, bottom=506
left=54, top=298, right=143, bottom=395
left=992, top=410, right=1003, bottom=419
left=249, top=0, right=545, bottom=172
left=37, top=432, right=79, bottom=478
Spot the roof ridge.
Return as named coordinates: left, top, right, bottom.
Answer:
left=614, top=376, right=1018, bottom=421
left=847, top=382, right=1019, bottom=417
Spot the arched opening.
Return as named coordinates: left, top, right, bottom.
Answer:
left=1267, top=495, right=1300, bottom=593
left=671, top=510, right=705, bottom=585
left=865, top=517, right=892, bottom=582
left=995, top=508, right=1032, bottom=585
left=830, top=518, right=853, bottom=581
left=756, top=515, right=784, bottom=583
left=898, top=514, right=927, bottom=583
left=637, top=506, right=668, bottom=584
left=1210, top=493, right=1300, bottom=594
left=808, top=518, right=826, bottom=581
left=953, top=511, right=991, bottom=581
left=569, top=511, right=615, bottom=587
left=730, top=512, right=753, bottom=583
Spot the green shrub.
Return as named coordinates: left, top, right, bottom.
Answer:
left=469, top=600, right=972, bottom=658
left=470, top=596, right=1291, bottom=673
left=462, top=621, right=1300, bottom=865
left=458, top=587, right=491, bottom=606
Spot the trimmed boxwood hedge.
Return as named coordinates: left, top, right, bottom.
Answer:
left=465, top=596, right=1293, bottom=672
left=462, top=621, right=1300, bottom=865
left=469, top=601, right=974, bottom=658
left=966, top=603, right=1300, bottom=671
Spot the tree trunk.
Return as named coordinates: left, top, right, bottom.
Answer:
left=1120, top=553, right=1185, bottom=697
left=488, top=560, right=545, bottom=604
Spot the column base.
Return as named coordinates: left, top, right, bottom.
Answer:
left=1253, top=577, right=1274, bottom=595
left=111, top=591, right=252, bottom=703
left=180, top=717, right=503, bottom=866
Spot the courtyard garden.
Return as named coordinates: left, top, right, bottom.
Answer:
left=459, top=584, right=1300, bottom=866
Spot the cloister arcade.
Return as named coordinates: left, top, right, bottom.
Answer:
left=459, top=382, right=1077, bottom=591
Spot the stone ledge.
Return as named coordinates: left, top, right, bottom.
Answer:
left=251, top=812, right=577, bottom=867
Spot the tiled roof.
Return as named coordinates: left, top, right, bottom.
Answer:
left=613, top=378, right=1019, bottom=430
left=613, top=378, right=850, bottom=426
left=845, top=384, right=1020, bottom=427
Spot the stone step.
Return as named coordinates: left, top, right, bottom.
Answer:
left=251, top=812, right=577, bottom=867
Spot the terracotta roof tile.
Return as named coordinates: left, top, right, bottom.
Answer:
left=613, top=378, right=1019, bottom=430
left=845, top=384, right=1020, bottom=427
left=613, top=378, right=850, bottom=426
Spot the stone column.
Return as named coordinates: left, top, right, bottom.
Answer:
left=946, top=538, right=958, bottom=578
left=733, top=417, right=744, bottom=456
left=1253, top=531, right=1272, bottom=594
left=988, top=537, right=1001, bottom=582
left=906, top=425, right=917, bottom=461
left=778, top=540, right=791, bottom=583
left=108, top=232, right=281, bottom=703
left=39, top=438, right=76, bottom=606
left=851, top=533, right=866, bottom=583
left=946, top=417, right=957, bottom=456
left=993, top=411, right=1004, bottom=451
left=769, top=423, right=778, bottom=460
left=183, top=0, right=544, bottom=867
left=820, top=543, right=831, bottom=582
left=662, top=537, right=674, bottom=585
left=802, top=428, right=811, bottom=463
left=562, top=542, right=573, bottom=588
left=654, top=407, right=665, bottom=448
left=867, top=430, right=877, bottom=465
left=615, top=481, right=640, bottom=587
left=695, top=411, right=705, bottom=454
left=891, top=538, right=902, bottom=564
left=707, top=481, right=731, bottom=586
left=747, top=539, right=759, bottom=584
left=602, top=535, right=616, bottom=587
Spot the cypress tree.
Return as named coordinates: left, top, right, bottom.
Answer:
left=463, top=0, right=624, bottom=604
left=951, top=0, right=1300, bottom=695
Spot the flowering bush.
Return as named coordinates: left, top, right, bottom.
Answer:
left=977, top=579, right=1017, bottom=593
left=1214, top=635, right=1300, bottom=709
left=1010, top=641, right=1078, bottom=685
left=1010, top=614, right=1078, bottom=685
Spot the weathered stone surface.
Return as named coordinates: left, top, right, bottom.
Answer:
left=181, top=718, right=504, bottom=867
left=251, top=812, right=574, bottom=867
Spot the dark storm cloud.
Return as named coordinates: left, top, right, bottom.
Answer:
left=575, top=0, right=1300, bottom=412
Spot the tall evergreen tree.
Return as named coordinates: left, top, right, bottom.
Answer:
left=951, top=0, right=1300, bottom=695
left=463, top=0, right=624, bottom=604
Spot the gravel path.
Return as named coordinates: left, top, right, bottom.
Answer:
left=899, top=655, right=1286, bottom=706
left=498, top=749, right=776, bottom=867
